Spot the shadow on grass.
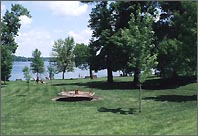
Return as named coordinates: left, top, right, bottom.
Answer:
left=52, top=81, right=136, bottom=90
left=1, top=82, right=8, bottom=88
left=1, top=85, right=7, bottom=88
left=143, top=76, right=196, bottom=90
left=16, top=94, right=27, bottom=97
left=143, top=94, right=197, bottom=102
left=51, top=76, right=196, bottom=90
left=51, top=83, right=71, bottom=86
left=98, top=107, right=135, bottom=115
left=55, top=97, right=93, bottom=102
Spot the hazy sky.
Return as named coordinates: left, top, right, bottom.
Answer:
left=1, top=1, right=94, bottom=57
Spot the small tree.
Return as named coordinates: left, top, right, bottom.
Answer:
left=51, top=37, right=75, bottom=79
left=120, top=7, right=156, bottom=86
left=22, top=66, right=31, bottom=88
left=138, top=54, right=158, bottom=112
left=119, top=7, right=158, bottom=112
left=30, top=49, right=44, bottom=84
left=73, top=43, right=92, bottom=79
left=47, top=61, right=55, bottom=80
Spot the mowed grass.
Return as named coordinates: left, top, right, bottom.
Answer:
left=1, top=76, right=197, bottom=135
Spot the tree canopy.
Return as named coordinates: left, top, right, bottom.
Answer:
left=154, top=1, right=197, bottom=78
left=1, top=4, right=31, bottom=81
left=30, top=49, right=44, bottom=83
left=88, top=1, right=196, bottom=83
left=73, top=43, right=90, bottom=70
left=51, top=36, right=75, bottom=79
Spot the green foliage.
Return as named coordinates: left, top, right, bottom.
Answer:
left=140, top=54, right=158, bottom=83
left=1, top=4, right=31, bottom=81
left=51, top=36, right=75, bottom=79
left=120, top=7, right=157, bottom=85
left=22, top=66, right=31, bottom=83
left=73, top=43, right=90, bottom=70
left=47, top=62, right=55, bottom=80
left=30, top=49, right=44, bottom=79
left=155, top=1, right=197, bottom=78
left=1, top=46, right=13, bottom=81
left=88, top=2, right=158, bottom=82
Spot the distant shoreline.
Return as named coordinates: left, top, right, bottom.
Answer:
left=13, top=55, right=52, bottom=62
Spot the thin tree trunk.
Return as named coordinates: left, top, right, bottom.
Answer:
left=36, top=72, right=39, bottom=84
left=89, top=65, right=93, bottom=79
left=4, top=76, right=6, bottom=84
left=28, top=82, right=30, bottom=90
left=139, top=84, right=142, bottom=113
left=122, top=69, right=127, bottom=76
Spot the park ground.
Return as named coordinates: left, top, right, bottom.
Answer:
left=1, top=76, right=197, bottom=135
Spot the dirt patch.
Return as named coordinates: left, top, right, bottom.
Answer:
left=52, top=90, right=102, bottom=102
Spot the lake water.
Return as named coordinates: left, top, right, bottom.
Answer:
left=10, top=61, right=120, bottom=81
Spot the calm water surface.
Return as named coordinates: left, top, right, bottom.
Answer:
left=10, top=61, right=119, bottom=81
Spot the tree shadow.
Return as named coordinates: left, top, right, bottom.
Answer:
left=143, top=94, right=197, bottom=102
left=1, top=82, right=8, bottom=88
left=51, top=76, right=196, bottom=90
left=142, top=76, right=196, bottom=90
left=52, top=81, right=136, bottom=90
left=16, top=94, right=27, bottom=97
left=1, top=85, right=7, bottom=88
left=98, top=107, right=136, bottom=115
left=51, top=83, right=69, bottom=86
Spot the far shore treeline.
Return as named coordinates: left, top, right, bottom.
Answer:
left=12, top=55, right=51, bottom=62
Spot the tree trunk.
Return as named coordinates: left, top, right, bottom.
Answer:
left=36, top=72, right=39, bottom=84
left=107, top=68, right=113, bottom=83
left=28, top=82, right=30, bottom=90
left=139, top=84, right=142, bottom=113
left=122, top=69, right=127, bottom=77
left=172, top=70, right=178, bottom=79
left=89, top=65, right=93, bottom=79
left=4, top=76, right=6, bottom=84
left=107, top=52, right=113, bottom=83
left=62, top=71, right=65, bottom=80
left=133, top=67, right=140, bottom=86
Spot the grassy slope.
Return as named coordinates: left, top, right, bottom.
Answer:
left=1, top=77, right=197, bottom=135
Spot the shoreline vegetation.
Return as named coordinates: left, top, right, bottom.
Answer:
left=12, top=55, right=51, bottom=62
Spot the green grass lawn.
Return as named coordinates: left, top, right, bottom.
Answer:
left=1, top=76, right=197, bottom=135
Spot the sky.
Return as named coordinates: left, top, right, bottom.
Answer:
left=1, top=1, right=94, bottom=57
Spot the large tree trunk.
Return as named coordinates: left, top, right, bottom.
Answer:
left=62, top=71, right=65, bottom=79
left=133, top=67, right=140, bottom=86
left=107, top=67, right=113, bottom=83
left=107, top=51, right=113, bottom=83
left=89, top=65, right=93, bottom=79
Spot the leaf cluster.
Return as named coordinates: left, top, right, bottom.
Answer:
left=22, top=66, right=31, bottom=83
left=51, top=37, right=75, bottom=73
left=30, top=49, right=44, bottom=74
